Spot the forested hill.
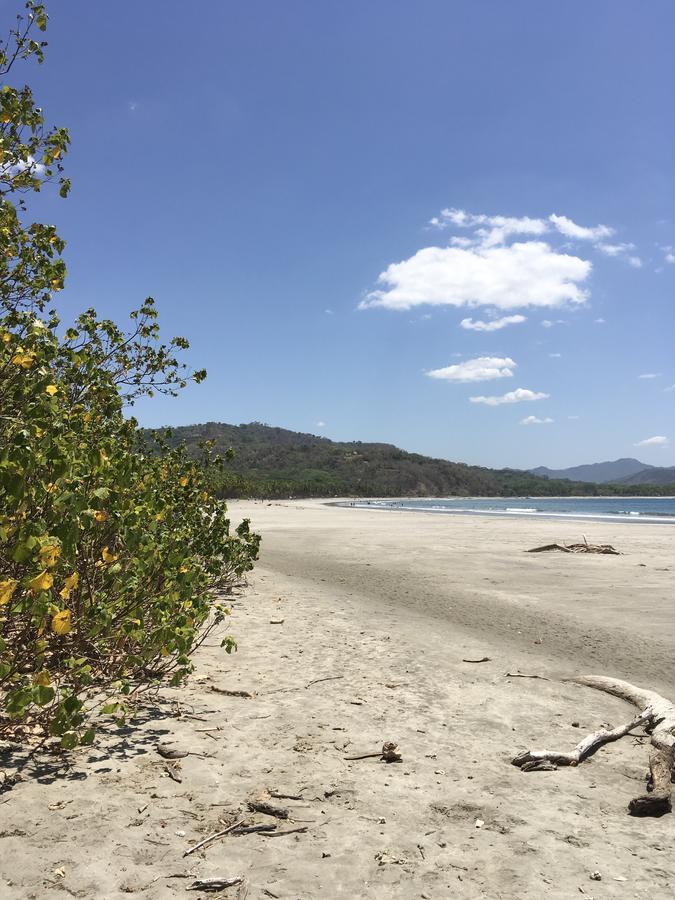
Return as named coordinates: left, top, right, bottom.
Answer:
left=156, top=422, right=675, bottom=499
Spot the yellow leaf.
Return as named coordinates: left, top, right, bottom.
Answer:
left=29, top=571, right=53, bottom=593
left=35, top=638, right=48, bottom=652
left=45, top=384, right=58, bottom=396
left=51, top=609, right=71, bottom=635
left=39, top=544, right=61, bottom=568
left=101, top=547, right=119, bottom=563
left=179, top=476, right=188, bottom=487
left=63, top=572, right=79, bottom=591
left=51, top=279, right=62, bottom=290
left=94, top=510, right=108, bottom=523
left=201, top=491, right=209, bottom=502
left=1, top=331, right=10, bottom=343
left=0, top=579, right=18, bottom=605
left=45, top=481, right=56, bottom=493
left=59, top=587, right=70, bottom=600
left=11, top=351, right=34, bottom=369
left=33, top=670, right=51, bottom=687
left=179, top=565, right=189, bottom=574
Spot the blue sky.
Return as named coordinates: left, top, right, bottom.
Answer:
left=27, top=0, right=675, bottom=468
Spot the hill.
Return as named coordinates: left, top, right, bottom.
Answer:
left=530, top=458, right=652, bottom=483
left=615, top=465, right=675, bottom=486
left=156, top=422, right=675, bottom=499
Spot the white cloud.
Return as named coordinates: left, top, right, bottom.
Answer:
left=430, top=208, right=549, bottom=248
left=665, top=384, right=675, bottom=392
left=635, top=435, right=669, bottom=447
left=520, top=415, right=554, bottom=425
left=594, top=317, right=606, bottom=324
left=0, top=154, right=46, bottom=178
left=541, top=319, right=566, bottom=328
left=568, top=415, right=580, bottom=420
left=427, top=356, right=516, bottom=383
left=549, top=213, right=614, bottom=242
left=666, top=253, right=675, bottom=264
left=360, top=242, right=590, bottom=312
left=316, top=421, right=326, bottom=428
left=628, top=256, right=643, bottom=268
left=324, top=309, right=334, bottom=315
left=661, top=246, right=675, bottom=264
left=460, top=314, right=526, bottom=332
left=638, top=373, right=660, bottom=379
left=549, top=352, right=562, bottom=358
left=469, top=387, right=550, bottom=406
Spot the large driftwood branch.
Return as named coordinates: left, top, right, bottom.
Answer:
left=512, top=675, right=675, bottom=816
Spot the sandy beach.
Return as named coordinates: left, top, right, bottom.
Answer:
left=2, top=499, right=675, bottom=899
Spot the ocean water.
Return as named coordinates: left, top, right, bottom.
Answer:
left=340, top=496, right=675, bottom=524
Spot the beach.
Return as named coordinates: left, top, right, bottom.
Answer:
left=2, top=499, right=675, bottom=898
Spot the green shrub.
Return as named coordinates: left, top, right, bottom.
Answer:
left=0, top=3, right=259, bottom=746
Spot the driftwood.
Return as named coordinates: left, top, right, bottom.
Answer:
left=187, top=877, right=243, bottom=892
left=345, top=741, right=402, bottom=763
left=463, top=657, right=491, bottom=663
left=183, top=819, right=246, bottom=856
left=247, top=800, right=289, bottom=819
left=527, top=540, right=620, bottom=555
left=210, top=686, right=256, bottom=699
left=512, top=675, right=675, bottom=816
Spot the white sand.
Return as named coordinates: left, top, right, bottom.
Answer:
left=2, top=499, right=674, bottom=898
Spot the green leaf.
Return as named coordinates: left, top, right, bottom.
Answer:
left=60, top=731, right=79, bottom=750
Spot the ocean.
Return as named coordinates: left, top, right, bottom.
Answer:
left=339, top=496, right=675, bottom=524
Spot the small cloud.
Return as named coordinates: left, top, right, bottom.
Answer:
left=568, top=415, right=580, bottom=420
left=664, top=384, right=675, bottom=392
left=635, top=435, right=669, bottom=447
left=549, top=213, right=614, bottom=242
left=541, top=319, right=566, bottom=328
left=661, top=245, right=675, bottom=264
left=324, top=309, right=334, bottom=315
left=594, top=317, right=606, bottom=324
left=638, top=373, right=660, bottom=380
left=470, top=387, right=549, bottom=406
left=427, top=356, right=516, bottom=383
left=460, top=314, right=526, bottom=332
left=128, top=100, right=139, bottom=112
left=628, top=256, right=643, bottom=268
left=549, top=352, right=562, bottom=358
left=520, top=415, right=554, bottom=425
left=316, top=421, right=326, bottom=428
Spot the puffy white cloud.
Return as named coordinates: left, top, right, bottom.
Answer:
left=360, top=242, right=590, bottom=312
left=469, top=387, right=550, bottom=406
left=427, top=356, right=516, bottom=383
left=520, top=415, right=554, bottom=425
left=638, top=373, right=660, bottom=379
left=460, top=314, right=526, bottom=332
left=635, top=435, right=669, bottom=447
left=549, top=213, right=614, bottom=242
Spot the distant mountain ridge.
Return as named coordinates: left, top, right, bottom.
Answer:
left=615, top=465, right=675, bottom=486
left=156, top=422, right=675, bottom=498
left=530, top=458, right=652, bottom=484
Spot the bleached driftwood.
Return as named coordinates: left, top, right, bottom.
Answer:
left=512, top=675, right=675, bottom=816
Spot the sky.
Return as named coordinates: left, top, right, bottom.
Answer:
left=20, top=0, right=675, bottom=469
